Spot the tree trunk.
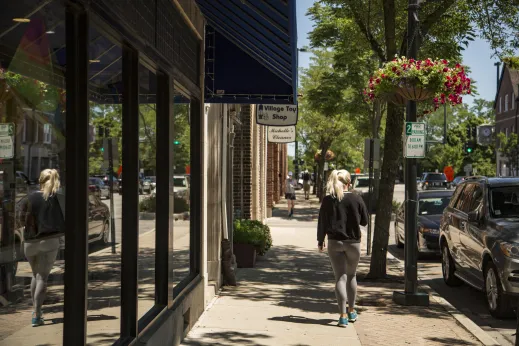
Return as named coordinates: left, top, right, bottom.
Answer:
left=317, top=141, right=330, bottom=201
left=368, top=103, right=404, bottom=278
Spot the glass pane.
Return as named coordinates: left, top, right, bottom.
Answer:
left=86, top=26, right=123, bottom=345
left=138, top=64, right=156, bottom=317
left=171, top=92, right=191, bottom=288
left=0, top=2, right=66, bottom=344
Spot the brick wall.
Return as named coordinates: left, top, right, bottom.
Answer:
left=233, top=105, right=252, bottom=220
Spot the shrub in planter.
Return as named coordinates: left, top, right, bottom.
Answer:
left=139, top=196, right=156, bottom=213
left=233, top=219, right=272, bottom=256
left=174, top=196, right=190, bottom=213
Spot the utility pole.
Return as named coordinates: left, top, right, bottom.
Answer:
left=393, top=0, right=429, bottom=307
left=494, top=62, right=501, bottom=94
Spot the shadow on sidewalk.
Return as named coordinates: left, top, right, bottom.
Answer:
left=183, top=331, right=272, bottom=346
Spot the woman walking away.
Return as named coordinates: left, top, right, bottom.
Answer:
left=285, top=172, right=297, bottom=217
left=22, top=169, right=65, bottom=327
left=317, top=169, right=368, bottom=327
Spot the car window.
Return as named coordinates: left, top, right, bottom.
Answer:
left=490, top=186, right=519, bottom=218
left=425, top=173, right=446, bottom=181
left=449, top=185, right=465, bottom=208
left=418, top=196, right=451, bottom=215
left=88, top=194, right=98, bottom=206
left=356, top=178, right=371, bottom=188
left=466, top=185, right=484, bottom=213
left=456, top=184, right=479, bottom=213
left=173, top=178, right=186, bottom=187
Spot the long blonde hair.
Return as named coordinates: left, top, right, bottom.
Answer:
left=326, top=169, right=351, bottom=201
left=39, top=169, right=60, bottom=200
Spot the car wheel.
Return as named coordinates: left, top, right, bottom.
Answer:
left=394, top=223, right=404, bottom=248
left=441, top=242, right=463, bottom=286
left=485, top=262, right=514, bottom=319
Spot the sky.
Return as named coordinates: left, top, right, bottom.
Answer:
left=289, top=0, right=503, bottom=156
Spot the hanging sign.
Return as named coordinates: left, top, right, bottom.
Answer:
left=267, top=126, right=296, bottom=143
left=256, top=104, right=298, bottom=126
left=403, top=122, right=426, bottom=158
left=0, top=123, right=14, bottom=159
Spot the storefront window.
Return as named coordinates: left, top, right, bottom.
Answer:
left=0, top=2, right=66, bottom=343
left=171, top=92, right=191, bottom=289
left=138, top=64, right=156, bottom=317
left=86, top=27, right=123, bottom=345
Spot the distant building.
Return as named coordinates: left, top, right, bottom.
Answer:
left=495, top=63, right=519, bottom=176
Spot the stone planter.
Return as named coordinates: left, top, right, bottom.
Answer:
left=233, top=243, right=256, bottom=268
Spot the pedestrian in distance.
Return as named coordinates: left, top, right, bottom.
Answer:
left=317, top=169, right=369, bottom=328
left=302, top=170, right=311, bottom=200
left=21, top=169, right=65, bottom=327
left=285, top=171, right=297, bottom=218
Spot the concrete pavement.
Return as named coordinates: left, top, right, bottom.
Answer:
left=184, top=189, right=489, bottom=346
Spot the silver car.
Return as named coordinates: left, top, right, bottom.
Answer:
left=440, top=176, right=519, bottom=318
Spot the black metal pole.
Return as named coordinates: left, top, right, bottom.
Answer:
left=494, top=62, right=501, bottom=94
left=393, top=0, right=429, bottom=307
left=443, top=103, right=447, bottom=144
left=367, top=139, right=374, bottom=255
left=108, top=137, right=116, bottom=254
left=295, top=140, right=299, bottom=178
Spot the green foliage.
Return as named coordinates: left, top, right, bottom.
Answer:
left=392, top=200, right=402, bottom=215
left=502, top=57, right=519, bottom=70
left=174, top=197, right=190, bottom=213
left=233, top=219, right=272, bottom=256
left=139, top=196, right=156, bottom=213
left=420, top=100, right=495, bottom=176
left=497, top=132, right=519, bottom=174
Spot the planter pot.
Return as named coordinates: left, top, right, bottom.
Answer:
left=233, top=243, right=256, bottom=268
left=139, top=212, right=155, bottom=220
left=396, top=83, right=434, bottom=101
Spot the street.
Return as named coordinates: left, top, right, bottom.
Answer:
left=389, top=183, right=516, bottom=345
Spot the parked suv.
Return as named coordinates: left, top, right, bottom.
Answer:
left=440, top=176, right=519, bottom=318
left=419, top=172, right=449, bottom=190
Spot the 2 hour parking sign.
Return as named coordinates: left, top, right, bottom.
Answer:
left=256, top=104, right=298, bottom=126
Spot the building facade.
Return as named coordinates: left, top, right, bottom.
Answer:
left=495, top=64, right=519, bottom=176
left=0, top=1, right=298, bottom=345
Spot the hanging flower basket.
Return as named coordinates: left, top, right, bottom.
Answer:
left=381, top=90, right=408, bottom=106
left=314, top=149, right=335, bottom=162
left=364, top=57, right=471, bottom=114
left=396, top=82, right=435, bottom=101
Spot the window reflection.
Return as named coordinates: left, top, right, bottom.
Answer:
left=138, top=64, right=156, bottom=317
left=172, top=93, right=191, bottom=288
left=86, top=27, right=123, bottom=345
left=0, top=2, right=66, bottom=344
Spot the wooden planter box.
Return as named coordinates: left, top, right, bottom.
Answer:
left=233, top=243, right=257, bottom=268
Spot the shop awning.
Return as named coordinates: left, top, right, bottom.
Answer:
left=195, top=0, right=298, bottom=105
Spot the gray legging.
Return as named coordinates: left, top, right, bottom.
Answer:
left=327, top=240, right=361, bottom=314
left=25, top=239, right=59, bottom=318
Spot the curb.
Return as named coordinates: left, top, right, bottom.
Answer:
left=386, top=251, right=501, bottom=346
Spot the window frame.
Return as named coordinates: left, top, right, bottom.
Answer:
left=505, top=94, right=509, bottom=112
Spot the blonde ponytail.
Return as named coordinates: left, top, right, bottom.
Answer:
left=326, top=169, right=351, bottom=201
left=39, top=169, right=60, bottom=200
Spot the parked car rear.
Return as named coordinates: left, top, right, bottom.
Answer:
left=419, top=172, right=449, bottom=190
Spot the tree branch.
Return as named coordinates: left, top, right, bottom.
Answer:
left=348, top=3, right=386, bottom=61
left=420, top=0, right=457, bottom=37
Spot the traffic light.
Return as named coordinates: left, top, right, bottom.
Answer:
left=173, top=140, right=180, bottom=145
left=464, top=141, right=475, bottom=154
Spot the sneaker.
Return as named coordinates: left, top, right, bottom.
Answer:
left=337, top=317, right=348, bottom=327
left=32, top=313, right=44, bottom=327
left=348, top=310, right=358, bottom=322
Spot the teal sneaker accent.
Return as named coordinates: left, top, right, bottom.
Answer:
left=31, top=313, right=44, bottom=327
left=337, top=317, right=348, bottom=327
left=348, top=310, right=358, bottom=322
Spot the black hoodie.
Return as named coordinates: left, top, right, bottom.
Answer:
left=317, top=192, right=368, bottom=246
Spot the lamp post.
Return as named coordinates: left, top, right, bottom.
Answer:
left=393, top=0, right=429, bottom=307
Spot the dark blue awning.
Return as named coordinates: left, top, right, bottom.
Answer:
left=195, top=0, right=298, bottom=105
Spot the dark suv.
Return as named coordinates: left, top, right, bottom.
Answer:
left=420, top=172, right=449, bottom=190
left=440, top=176, right=519, bottom=318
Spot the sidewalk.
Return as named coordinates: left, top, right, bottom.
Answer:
left=183, top=190, right=484, bottom=346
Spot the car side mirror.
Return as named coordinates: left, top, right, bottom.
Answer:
left=468, top=211, right=479, bottom=223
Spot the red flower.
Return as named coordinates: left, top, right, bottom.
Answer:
left=381, top=74, right=386, bottom=78
left=443, top=67, right=448, bottom=73
left=409, top=58, right=415, bottom=64
left=442, top=59, right=448, bottom=64
left=392, top=66, right=397, bottom=72
left=375, top=78, right=381, bottom=84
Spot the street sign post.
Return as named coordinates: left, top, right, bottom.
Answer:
left=256, top=104, right=298, bottom=126
left=464, top=164, right=472, bottom=175
left=0, top=123, right=14, bottom=159
left=404, top=122, right=426, bottom=158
